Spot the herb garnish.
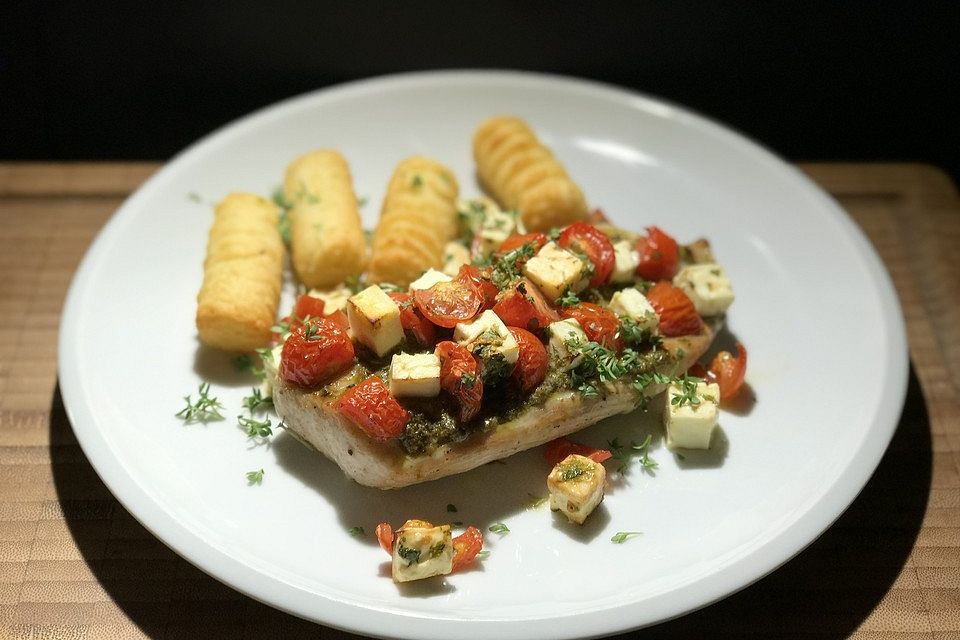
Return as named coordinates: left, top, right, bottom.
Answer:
left=411, top=174, right=424, bottom=189
left=489, top=242, right=536, bottom=289
left=488, top=523, right=510, bottom=535
left=246, top=469, right=264, bottom=485
left=242, top=387, right=273, bottom=412
left=447, top=503, right=458, bottom=513
left=611, top=531, right=643, bottom=544
left=527, top=494, right=548, bottom=509
left=348, top=526, right=365, bottom=537
left=608, top=434, right=658, bottom=476
left=556, top=290, right=581, bottom=307
left=671, top=375, right=705, bottom=408
left=397, top=543, right=421, bottom=566
left=175, top=382, right=225, bottom=423
left=238, top=415, right=273, bottom=438
left=233, top=354, right=253, bottom=372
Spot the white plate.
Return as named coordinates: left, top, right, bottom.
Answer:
left=59, top=71, right=907, bottom=639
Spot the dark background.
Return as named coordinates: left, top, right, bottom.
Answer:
left=3, top=2, right=958, bottom=182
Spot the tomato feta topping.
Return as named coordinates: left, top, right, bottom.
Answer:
left=707, top=342, right=748, bottom=400
left=279, top=317, right=355, bottom=388
left=507, top=326, right=548, bottom=393
left=559, top=303, right=623, bottom=352
left=455, top=264, right=499, bottom=311
left=635, top=226, right=680, bottom=281
left=388, top=291, right=437, bottom=347
left=292, top=293, right=327, bottom=321
left=645, top=281, right=702, bottom=337
left=492, top=278, right=558, bottom=334
left=335, top=375, right=410, bottom=442
left=557, top=222, right=615, bottom=287
left=544, top=437, right=613, bottom=467
left=498, top=232, right=548, bottom=259
left=413, top=279, right=483, bottom=328
left=435, top=341, right=484, bottom=422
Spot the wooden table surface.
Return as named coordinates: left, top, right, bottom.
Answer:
left=1, top=162, right=958, bottom=639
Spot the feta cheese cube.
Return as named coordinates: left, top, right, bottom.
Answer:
left=663, top=380, right=721, bottom=449
left=611, top=240, right=640, bottom=283
left=408, top=268, right=453, bottom=291
left=346, top=285, right=404, bottom=357
left=441, top=241, right=471, bottom=276
left=454, top=309, right=519, bottom=367
left=522, top=242, right=588, bottom=302
left=609, top=287, right=659, bottom=333
left=547, top=454, right=606, bottom=525
left=306, top=284, right=353, bottom=315
left=672, top=263, right=735, bottom=316
left=547, top=318, right=587, bottom=370
left=389, top=352, right=441, bottom=398
left=391, top=524, right=454, bottom=583
left=477, top=207, right=522, bottom=256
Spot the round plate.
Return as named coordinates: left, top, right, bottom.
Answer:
left=58, top=71, right=907, bottom=639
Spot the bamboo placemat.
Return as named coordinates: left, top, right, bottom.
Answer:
left=0, top=162, right=957, bottom=639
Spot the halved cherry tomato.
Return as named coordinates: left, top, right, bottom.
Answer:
left=335, top=375, right=409, bottom=442
left=645, top=282, right=702, bottom=337
left=452, top=526, right=484, bottom=572
left=687, top=362, right=708, bottom=378
left=588, top=208, right=610, bottom=224
left=375, top=522, right=394, bottom=554
left=507, top=327, right=548, bottom=393
left=279, top=318, right=355, bottom=388
left=498, top=232, right=548, bottom=258
left=560, top=303, right=623, bottom=352
left=456, top=264, right=498, bottom=310
left=388, top=292, right=437, bottom=347
left=492, top=279, right=559, bottom=333
left=707, top=342, right=748, bottom=401
left=558, top=222, right=615, bottom=287
left=325, top=309, right=351, bottom=333
left=413, top=280, right=483, bottom=329
left=293, top=294, right=326, bottom=321
left=544, top=437, right=613, bottom=467
left=435, top=341, right=483, bottom=422
left=635, top=226, right=680, bottom=281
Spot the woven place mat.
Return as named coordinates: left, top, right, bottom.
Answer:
left=0, top=162, right=958, bottom=639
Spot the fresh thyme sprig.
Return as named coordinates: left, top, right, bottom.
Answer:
left=608, top=434, right=659, bottom=476
left=175, top=382, right=225, bottom=423
left=238, top=415, right=273, bottom=438
left=246, top=468, right=264, bottom=485
left=488, top=523, right=510, bottom=535
left=671, top=374, right=705, bottom=408
left=611, top=531, right=643, bottom=544
left=241, top=387, right=273, bottom=413
left=489, top=242, right=536, bottom=289
left=556, top=289, right=581, bottom=307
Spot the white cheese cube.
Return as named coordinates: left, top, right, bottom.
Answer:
left=441, top=241, right=471, bottom=276
left=306, top=284, right=353, bottom=315
left=454, top=309, right=519, bottom=366
left=522, top=242, right=587, bottom=302
left=547, top=318, right=587, bottom=370
left=408, top=268, right=453, bottom=291
left=611, top=240, right=640, bottom=283
left=672, top=263, right=735, bottom=316
left=346, top=285, right=404, bottom=357
left=547, top=454, right=606, bottom=525
left=258, top=343, right=285, bottom=398
left=609, top=287, right=659, bottom=333
left=477, top=207, right=521, bottom=256
left=389, top=353, right=441, bottom=398
left=663, top=380, right=721, bottom=449
left=391, top=524, right=454, bottom=583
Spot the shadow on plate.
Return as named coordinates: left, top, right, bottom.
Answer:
left=48, top=363, right=930, bottom=639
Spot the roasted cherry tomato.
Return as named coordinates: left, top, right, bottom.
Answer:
left=279, top=318, right=355, bottom=388
left=558, top=222, right=615, bottom=288
left=325, top=309, right=350, bottom=333
left=645, top=282, right=702, bottom=337
left=687, top=362, right=709, bottom=378
left=498, top=232, right=548, bottom=259
left=507, top=327, right=548, bottom=393
left=452, top=526, right=484, bottom=572
left=292, top=294, right=326, bottom=321
left=335, top=375, right=410, bottom=442
left=707, top=342, right=748, bottom=401
left=388, top=291, right=437, bottom=347
left=560, top=303, right=623, bottom=352
left=456, top=264, right=498, bottom=310
left=375, top=522, right=394, bottom=554
left=544, top=437, right=613, bottom=467
left=635, top=226, right=680, bottom=281
left=435, top=341, right=483, bottom=422
left=492, top=279, right=559, bottom=334
left=413, top=279, right=483, bottom=329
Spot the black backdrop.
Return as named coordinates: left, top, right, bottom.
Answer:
left=3, top=2, right=958, bottom=181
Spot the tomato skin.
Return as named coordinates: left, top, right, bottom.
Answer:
left=508, top=327, right=548, bottom=393
left=544, top=437, right=613, bottom=467
left=645, top=282, right=702, bottom=337
left=388, top=292, right=437, bottom=347
left=498, top=232, right=548, bottom=258
left=707, top=342, right=748, bottom=401
left=492, top=279, right=559, bottom=334
left=456, top=264, right=499, bottom=310
left=435, top=341, right=483, bottom=422
left=635, top=226, right=680, bottom=281
left=560, top=303, right=623, bottom=352
left=452, top=526, right=484, bottom=572
left=293, top=294, right=326, bottom=321
left=413, top=280, right=483, bottom=329
left=558, top=222, right=616, bottom=287
left=325, top=309, right=350, bottom=333
left=335, top=375, right=410, bottom=442
left=375, top=522, right=394, bottom=554
left=279, top=318, right=356, bottom=388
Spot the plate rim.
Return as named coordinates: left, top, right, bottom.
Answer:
left=57, top=69, right=909, bottom=639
